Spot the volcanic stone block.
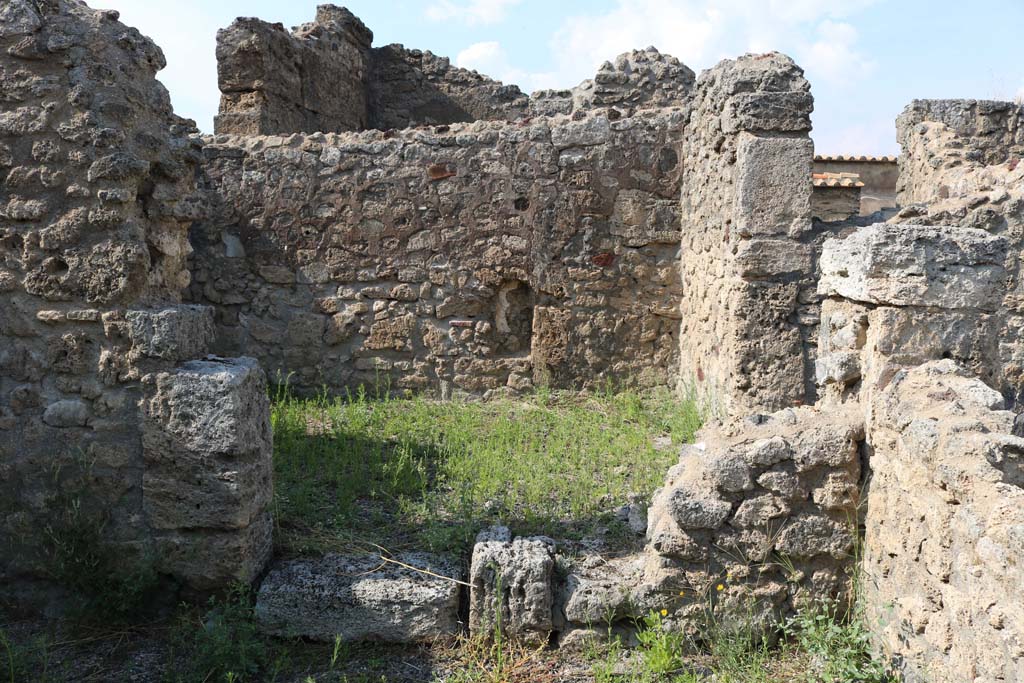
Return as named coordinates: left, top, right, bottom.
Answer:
left=255, top=553, right=462, bottom=642
left=155, top=511, right=273, bottom=592
left=818, top=223, right=1007, bottom=310
left=470, top=535, right=555, bottom=644
left=734, top=133, right=814, bottom=238
left=724, top=91, right=814, bottom=134
left=127, top=305, right=215, bottom=361
left=141, top=357, right=272, bottom=590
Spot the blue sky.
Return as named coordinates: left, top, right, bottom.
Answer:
left=104, top=0, right=1024, bottom=155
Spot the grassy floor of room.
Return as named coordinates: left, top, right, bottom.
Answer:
left=269, top=384, right=702, bottom=557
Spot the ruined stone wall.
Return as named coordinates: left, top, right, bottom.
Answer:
left=638, top=406, right=864, bottom=628
left=215, top=6, right=373, bottom=135
left=894, top=98, right=1024, bottom=404
left=368, top=45, right=530, bottom=130
left=816, top=224, right=1008, bottom=403
left=897, top=99, right=1023, bottom=205
left=814, top=222, right=1022, bottom=682
left=215, top=6, right=697, bottom=135
left=530, top=48, right=695, bottom=118
left=190, top=108, right=686, bottom=396
left=677, top=53, right=820, bottom=415
left=1, top=0, right=271, bottom=598
left=215, top=5, right=531, bottom=135
left=863, top=361, right=1024, bottom=683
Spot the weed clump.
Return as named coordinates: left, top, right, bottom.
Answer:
left=165, top=584, right=272, bottom=683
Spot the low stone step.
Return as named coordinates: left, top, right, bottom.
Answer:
left=255, top=553, right=463, bottom=642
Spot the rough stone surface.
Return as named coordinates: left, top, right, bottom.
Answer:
left=11, top=3, right=1024, bottom=673
left=256, top=553, right=462, bottom=642
left=216, top=13, right=692, bottom=135
left=892, top=98, right=1024, bottom=405
left=470, top=534, right=556, bottom=644
left=897, top=99, right=1024, bottom=203
left=557, top=554, right=647, bottom=633
left=531, top=48, right=695, bottom=118
left=819, top=223, right=1006, bottom=311
left=126, top=305, right=216, bottom=361
left=0, top=0, right=271, bottom=598
left=863, top=361, right=1024, bottom=683
left=191, top=108, right=686, bottom=395
left=215, top=6, right=373, bottom=135
left=368, top=45, right=529, bottom=130
left=677, top=53, right=826, bottom=415
left=140, top=356, right=272, bottom=588
left=640, top=406, right=863, bottom=626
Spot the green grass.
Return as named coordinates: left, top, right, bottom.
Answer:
left=270, top=384, right=702, bottom=555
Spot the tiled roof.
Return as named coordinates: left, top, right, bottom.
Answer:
left=814, top=154, right=898, bottom=163
left=812, top=172, right=864, bottom=188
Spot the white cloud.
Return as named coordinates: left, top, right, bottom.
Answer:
left=498, top=0, right=880, bottom=95
left=803, top=20, right=875, bottom=87
left=456, top=41, right=559, bottom=91
left=426, top=0, right=521, bottom=26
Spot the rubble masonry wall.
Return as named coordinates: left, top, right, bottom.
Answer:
left=214, top=6, right=696, bottom=135
left=893, top=98, right=1024, bottom=405
left=816, top=217, right=1022, bottom=683
left=190, top=109, right=686, bottom=395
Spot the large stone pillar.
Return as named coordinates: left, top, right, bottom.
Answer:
left=678, top=53, right=816, bottom=415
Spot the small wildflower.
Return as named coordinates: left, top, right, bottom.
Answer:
left=716, top=583, right=725, bottom=592
left=678, top=590, right=685, bottom=597
left=660, top=608, right=668, bottom=617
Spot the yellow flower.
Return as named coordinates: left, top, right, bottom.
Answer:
left=660, top=609, right=668, bottom=617
left=716, top=583, right=725, bottom=592
left=678, top=590, right=685, bottom=597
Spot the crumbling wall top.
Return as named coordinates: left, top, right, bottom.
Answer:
left=367, top=44, right=530, bottom=130
left=215, top=4, right=372, bottom=135
left=531, top=47, right=695, bottom=117
left=897, top=99, right=1024, bottom=164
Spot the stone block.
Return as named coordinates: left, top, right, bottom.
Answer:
left=724, top=91, right=813, bottom=134
left=142, top=357, right=272, bottom=533
left=42, top=399, right=89, bottom=427
left=470, top=535, right=555, bottom=644
left=609, top=191, right=681, bottom=247
left=774, top=514, right=853, bottom=559
left=142, top=356, right=271, bottom=460
left=733, top=238, right=813, bottom=278
left=551, top=115, right=611, bottom=148
left=815, top=351, right=861, bottom=386
left=155, top=511, right=273, bottom=592
left=663, top=487, right=732, bottom=529
left=127, top=305, right=215, bottom=361
left=0, top=1, right=43, bottom=38
left=559, top=555, right=644, bottom=626
left=734, top=134, right=813, bottom=238
left=819, top=223, right=1007, bottom=310
left=731, top=494, right=790, bottom=528
left=255, top=553, right=462, bottom=642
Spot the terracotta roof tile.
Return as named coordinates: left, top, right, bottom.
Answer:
left=812, top=171, right=864, bottom=188
left=814, top=154, right=898, bottom=163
